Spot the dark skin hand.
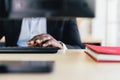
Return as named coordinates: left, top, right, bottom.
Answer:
left=27, top=34, right=63, bottom=49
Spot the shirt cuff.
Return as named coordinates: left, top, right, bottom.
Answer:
left=61, top=43, right=67, bottom=50
left=58, top=41, right=67, bottom=50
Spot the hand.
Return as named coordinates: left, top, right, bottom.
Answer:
left=27, top=34, right=63, bottom=49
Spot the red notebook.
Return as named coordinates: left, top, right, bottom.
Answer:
left=85, top=44, right=120, bottom=62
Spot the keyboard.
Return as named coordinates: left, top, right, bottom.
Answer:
left=0, top=47, right=59, bottom=53
left=0, top=61, right=54, bottom=73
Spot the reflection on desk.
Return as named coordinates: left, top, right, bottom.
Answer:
left=0, top=50, right=120, bottom=80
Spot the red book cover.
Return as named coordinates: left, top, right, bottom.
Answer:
left=85, top=44, right=120, bottom=62
left=86, top=44, right=120, bottom=55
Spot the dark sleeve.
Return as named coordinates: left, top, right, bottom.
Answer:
left=62, top=19, right=84, bottom=49
left=0, top=20, right=4, bottom=39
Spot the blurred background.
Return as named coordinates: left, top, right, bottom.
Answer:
left=77, top=0, right=120, bottom=47
left=0, top=0, right=120, bottom=47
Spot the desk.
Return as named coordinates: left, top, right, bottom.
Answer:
left=0, top=50, right=120, bottom=80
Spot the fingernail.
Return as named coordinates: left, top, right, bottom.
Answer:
left=36, top=40, right=41, bottom=43
left=29, top=41, right=34, bottom=44
left=43, top=44, right=46, bottom=47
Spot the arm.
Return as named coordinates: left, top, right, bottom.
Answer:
left=62, top=19, right=84, bottom=49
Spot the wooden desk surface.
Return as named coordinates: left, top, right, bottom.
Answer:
left=0, top=50, right=120, bottom=80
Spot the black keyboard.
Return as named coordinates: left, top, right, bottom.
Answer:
left=0, top=61, right=54, bottom=73
left=0, top=47, right=59, bottom=53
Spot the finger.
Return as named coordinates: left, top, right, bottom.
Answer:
left=28, top=34, right=55, bottom=47
left=35, top=36, right=51, bottom=45
left=29, top=34, right=49, bottom=42
left=40, top=34, right=54, bottom=39
left=27, top=41, right=34, bottom=46
left=42, top=39, right=60, bottom=47
left=28, top=35, right=43, bottom=46
left=28, top=40, right=38, bottom=47
left=35, top=39, right=42, bottom=46
left=42, top=40, right=53, bottom=47
left=43, top=40, right=64, bottom=49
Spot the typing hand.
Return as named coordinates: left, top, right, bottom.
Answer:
left=27, top=34, right=63, bottom=49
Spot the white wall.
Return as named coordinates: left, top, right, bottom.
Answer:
left=106, top=0, right=118, bottom=46
left=92, top=0, right=120, bottom=46
left=92, top=0, right=107, bottom=45
left=116, top=0, right=120, bottom=46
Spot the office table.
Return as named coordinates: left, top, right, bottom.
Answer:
left=0, top=50, right=120, bottom=80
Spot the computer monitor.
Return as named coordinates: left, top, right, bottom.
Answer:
left=0, top=0, right=95, bottom=19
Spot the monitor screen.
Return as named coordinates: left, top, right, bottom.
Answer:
left=0, top=0, right=95, bottom=19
